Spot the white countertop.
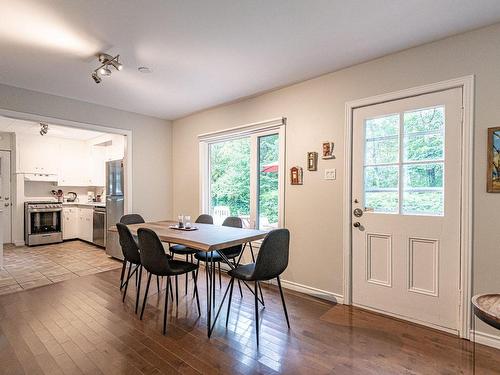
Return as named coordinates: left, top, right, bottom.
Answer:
left=62, top=202, right=106, bottom=208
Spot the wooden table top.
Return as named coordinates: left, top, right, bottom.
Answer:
left=109, top=220, right=267, bottom=252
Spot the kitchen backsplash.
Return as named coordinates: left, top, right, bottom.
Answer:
left=24, top=181, right=104, bottom=201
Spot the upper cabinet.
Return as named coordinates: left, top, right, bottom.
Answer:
left=16, top=134, right=60, bottom=175
left=57, top=140, right=90, bottom=186
left=15, top=133, right=125, bottom=187
left=88, top=134, right=125, bottom=162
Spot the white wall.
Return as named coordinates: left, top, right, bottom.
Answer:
left=0, top=84, right=173, bottom=225
left=172, top=23, right=500, bottom=338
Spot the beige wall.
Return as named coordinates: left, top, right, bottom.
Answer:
left=0, top=83, right=173, bottom=222
left=172, top=24, right=500, bottom=335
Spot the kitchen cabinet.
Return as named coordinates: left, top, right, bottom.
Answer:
left=58, top=141, right=89, bottom=186
left=62, top=206, right=94, bottom=242
left=78, top=207, right=93, bottom=242
left=62, top=207, right=78, bottom=240
left=88, top=146, right=106, bottom=186
left=16, top=134, right=60, bottom=174
left=106, top=135, right=125, bottom=161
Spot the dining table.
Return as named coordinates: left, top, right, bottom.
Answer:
left=110, top=219, right=268, bottom=337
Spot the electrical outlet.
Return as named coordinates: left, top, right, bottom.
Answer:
left=324, top=168, right=336, bottom=180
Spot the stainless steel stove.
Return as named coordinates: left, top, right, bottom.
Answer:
left=24, top=201, right=63, bottom=246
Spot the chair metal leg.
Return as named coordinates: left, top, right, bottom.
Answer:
left=156, top=275, right=160, bottom=292
left=175, top=275, right=179, bottom=307
left=140, top=273, right=152, bottom=320
left=135, top=266, right=142, bottom=314
left=169, top=278, right=174, bottom=300
left=212, top=257, right=216, bottom=308
left=226, top=277, right=235, bottom=327
left=193, top=259, right=200, bottom=298
left=185, top=254, right=189, bottom=295
left=232, top=259, right=243, bottom=298
left=122, top=263, right=132, bottom=302
left=258, top=282, right=265, bottom=307
left=119, top=259, right=127, bottom=290
left=255, top=281, right=259, bottom=346
left=217, top=262, right=221, bottom=288
left=163, top=277, right=171, bottom=334
left=277, top=276, right=290, bottom=329
left=193, top=270, right=201, bottom=316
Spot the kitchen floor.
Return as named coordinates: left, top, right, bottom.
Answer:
left=0, top=240, right=121, bottom=296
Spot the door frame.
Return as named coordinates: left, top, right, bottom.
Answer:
left=0, top=108, right=133, bottom=248
left=343, top=76, right=474, bottom=339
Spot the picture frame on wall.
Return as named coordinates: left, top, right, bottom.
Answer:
left=307, top=152, right=318, bottom=171
left=322, top=141, right=334, bottom=159
left=487, top=126, right=500, bottom=192
left=290, top=166, right=303, bottom=185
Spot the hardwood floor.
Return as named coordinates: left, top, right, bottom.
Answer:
left=0, top=241, right=122, bottom=295
left=0, top=266, right=498, bottom=374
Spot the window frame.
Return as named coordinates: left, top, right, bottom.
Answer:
left=199, top=118, right=286, bottom=229
left=363, top=106, right=445, bottom=216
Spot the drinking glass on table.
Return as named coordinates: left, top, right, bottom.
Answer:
left=184, top=216, right=192, bottom=229
left=178, top=214, right=184, bottom=228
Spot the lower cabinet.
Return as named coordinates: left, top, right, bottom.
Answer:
left=62, top=207, right=78, bottom=240
left=63, top=206, right=94, bottom=243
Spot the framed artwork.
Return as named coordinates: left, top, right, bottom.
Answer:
left=487, top=127, right=500, bottom=192
left=322, top=141, right=334, bottom=159
left=307, top=152, right=318, bottom=171
left=290, top=166, right=303, bottom=185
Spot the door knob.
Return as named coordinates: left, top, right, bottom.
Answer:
left=353, top=222, right=361, bottom=228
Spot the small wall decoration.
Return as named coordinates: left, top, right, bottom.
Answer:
left=487, top=127, right=500, bottom=192
left=322, top=141, right=335, bottom=159
left=290, top=166, right=303, bottom=185
left=307, top=152, right=318, bottom=171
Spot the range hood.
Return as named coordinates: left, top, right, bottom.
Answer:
left=24, top=173, right=58, bottom=182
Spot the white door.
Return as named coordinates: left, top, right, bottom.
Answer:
left=352, top=88, right=462, bottom=332
left=0, top=151, right=12, bottom=243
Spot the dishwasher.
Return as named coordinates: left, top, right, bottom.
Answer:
left=92, top=206, right=107, bottom=247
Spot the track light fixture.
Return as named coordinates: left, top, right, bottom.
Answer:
left=39, top=122, right=49, bottom=136
left=91, top=53, right=123, bottom=84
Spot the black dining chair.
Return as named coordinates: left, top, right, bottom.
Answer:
left=194, top=216, right=245, bottom=296
left=225, top=228, right=290, bottom=346
left=169, top=214, right=213, bottom=299
left=118, top=214, right=145, bottom=290
left=138, top=228, right=201, bottom=334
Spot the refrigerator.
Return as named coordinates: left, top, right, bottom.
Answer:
left=105, top=160, right=125, bottom=259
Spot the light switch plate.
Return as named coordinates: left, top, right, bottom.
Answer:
left=324, top=168, right=336, bottom=180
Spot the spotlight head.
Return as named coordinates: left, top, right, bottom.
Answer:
left=92, top=71, right=102, bottom=84
left=99, top=66, right=112, bottom=76
left=39, top=123, right=49, bottom=136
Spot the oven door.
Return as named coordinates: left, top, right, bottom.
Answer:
left=26, top=208, right=63, bottom=245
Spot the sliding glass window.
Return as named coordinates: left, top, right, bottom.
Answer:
left=201, top=124, right=284, bottom=229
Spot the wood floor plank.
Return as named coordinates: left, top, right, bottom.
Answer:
left=0, top=241, right=499, bottom=374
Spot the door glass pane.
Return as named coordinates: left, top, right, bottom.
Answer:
left=365, top=114, right=399, bottom=138
left=209, top=137, right=251, bottom=226
left=403, top=163, right=444, bottom=215
left=404, top=106, right=444, bottom=162
left=364, top=166, right=399, bottom=213
left=365, top=114, right=399, bottom=165
left=404, top=107, right=444, bottom=133
left=365, top=137, right=399, bottom=165
left=258, top=133, right=279, bottom=230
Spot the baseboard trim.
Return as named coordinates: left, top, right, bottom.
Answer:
left=186, top=257, right=344, bottom=304
left=271, top=278, right=344, bottom=304
left=470, top=330, right=500, bottom=349
left=14, top=240, right=25, bottom=247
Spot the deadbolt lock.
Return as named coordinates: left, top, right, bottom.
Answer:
left=353, top=208, right=363, bottom=217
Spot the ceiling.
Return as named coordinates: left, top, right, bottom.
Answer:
left=1, top=1, right=500, bottom=120
left=0, top=116, right=106, bottom=140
